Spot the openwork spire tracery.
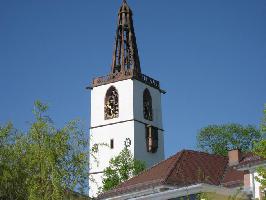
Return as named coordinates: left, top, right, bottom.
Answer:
left=111, top=0, right=141, bottom=74
left=92, top=0, right=161, bottom=92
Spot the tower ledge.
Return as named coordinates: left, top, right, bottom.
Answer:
left=92, top=70, right=163, bottom=92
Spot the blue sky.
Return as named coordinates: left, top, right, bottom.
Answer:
left=0, top=0, right=265, bottom=157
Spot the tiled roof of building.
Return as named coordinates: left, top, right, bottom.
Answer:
left=221, top=167, right=244, bottom=188
left=236, top=152, right=264, bottom=168
left=98, top=150, right=264, bottom=199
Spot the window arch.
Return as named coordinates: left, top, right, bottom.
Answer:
left=143, top=88, right=153, bottom=121
left=104, top=86, right=119, bottom=120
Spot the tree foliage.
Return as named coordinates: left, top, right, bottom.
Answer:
left=102, top=147, right=146, bottom=192
left=0, top=101, right=91, bottom=200
left=253, top=106, right=266, bottom=189
left=197, top=123, right=262, bottom=156
left=0, top=123, right=28, bottom=199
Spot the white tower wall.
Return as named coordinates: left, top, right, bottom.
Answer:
left=89, top=79, right=164, bottom=197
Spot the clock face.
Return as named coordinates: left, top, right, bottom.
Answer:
left=124, top=138, right=131, bottom=148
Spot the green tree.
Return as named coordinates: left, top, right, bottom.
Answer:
left=101, top=147, right=146, bottom=192
left=253, top=106, right=266, bottom=190
left=253, top=140, right=266, bottom=187
left=0, top=123, right=28, bottom=199
left=0, top=101, right=93, bottom=200
left=197, top=123, right=261, bottom=156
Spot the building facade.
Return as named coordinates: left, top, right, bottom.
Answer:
left=98, top=149, right=266, bottom=200
left=89, top=1, right=165, bottom=197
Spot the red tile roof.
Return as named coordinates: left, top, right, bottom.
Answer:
left=236, top=152, right=264, bottom=168
left=98, top=150, right=264, bottom=199
left=221, top=166, right=244, bottom=188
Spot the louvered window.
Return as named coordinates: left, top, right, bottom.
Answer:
left=146, top=125, right=158, bottom=153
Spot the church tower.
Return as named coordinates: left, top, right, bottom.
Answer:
left=89, top=1, right=165, bottom=196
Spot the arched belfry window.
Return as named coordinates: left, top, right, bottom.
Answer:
left=105, top=86, right=119, bottom=120
left=143, top=89, right=153, bottom=121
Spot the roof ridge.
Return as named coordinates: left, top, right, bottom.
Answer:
left=219, top=157, right=230, bottom=185
left=114, top=150, right=185, bottom=190
left=186, top=149, right=227, bottom=158
left=135, top=150, right=185, bottom=177
left=162, top=150, right=186, bottom=184
left=125, top=150, right=228, bottom=185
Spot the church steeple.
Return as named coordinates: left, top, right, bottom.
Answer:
left=89, top=2, right=165, bottom=197
left=111, top=0, right=141, bottom=74
left=92, top=0, right=161, bottom=92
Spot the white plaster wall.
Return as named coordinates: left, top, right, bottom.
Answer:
left=89, top=120, right=164, bottom=197
left=89, top=121, right=135, bottom=197
left=134, top=122, right=165, bottom=168
left=90, top=80, right=135, bottom=197
left=89, top=79, right=165, bottom=197
left=91, top=80, right=134, bottom=127
left=90, top=122, right=135, bottom=171
left=132, top=79, right=165, bottom=168
left=249, top=171, right=263, bottom=199
left=254, top=172, right=261, bottom=199
left=89, top=173, right=103, bottom=197
left=133, top=80, right=163, bottom=129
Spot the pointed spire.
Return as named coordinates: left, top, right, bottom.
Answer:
left=92, top=0, right=161, bottom=91
left=111, top=0, right=141, bottom=74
